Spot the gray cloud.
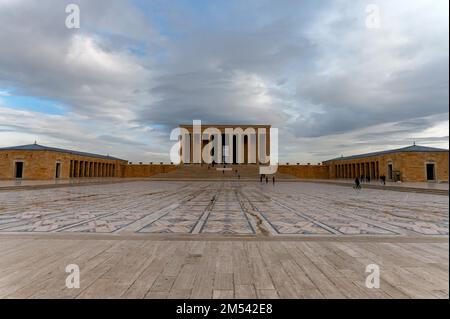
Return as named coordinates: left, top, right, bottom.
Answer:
left=0, top=0, right=448, bottom=162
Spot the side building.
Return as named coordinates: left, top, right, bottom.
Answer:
left=0, top=144, right=127, bottom=180
left=323, top=145, right=449, bottom=183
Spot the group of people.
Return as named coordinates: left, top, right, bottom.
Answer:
left=354, top=174, right=387, bottom=189
left=260, top=174, right=276, bottom=186
left=207, top=163, right=277, bottom=184
left=209, top=162, right=278, bottom=185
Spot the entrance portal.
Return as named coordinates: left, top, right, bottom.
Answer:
left=388, top=164, right=393, bottom=180
left=15, top=162, right=24, bottom=179
left=426, top=163, right=436, bottom=181
left=55, top=162, right=61, bottom=179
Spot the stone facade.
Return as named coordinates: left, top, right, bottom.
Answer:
left=0, top=149, right=126, bottom=180
left=1, top=143, right=448, bottom=182
left=178, top=124, right=271, bottom=164
left=278, top=164, right=329, bottom=179
left=122, top=164, right=178, bottom=178
left=323, top=147, right=449, bottom=183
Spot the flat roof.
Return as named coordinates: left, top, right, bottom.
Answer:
left=179, top=124, right=271, bottom=128
left=0, top=144, right=126, bottom=161
left=324, top=145, right=448, bottom=162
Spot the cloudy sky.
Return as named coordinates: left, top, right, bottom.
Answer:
left=0, top=0, right=448, bottom=163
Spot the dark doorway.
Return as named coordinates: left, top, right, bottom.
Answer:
left=15, top=162, right=24, bottom=179
left=55, top=163, right=61, bottom=179
left=426, top=163, right=435, bottom=181
left=233, top=135, right=237, bottom=164
left=209, top=135, right=215, bottom=159
left=244, top=135, right=248, bottom=164
left=222, top=134, right=226, bottom=164
left=387, top=164, right=393, bottom=180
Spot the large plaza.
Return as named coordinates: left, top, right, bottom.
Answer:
left=0, top=181, right=448, bottom=298
left=0, top=181, right=448, bottom=236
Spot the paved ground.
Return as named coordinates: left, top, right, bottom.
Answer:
left=1, top=177, right=448, bottom=190
left=0, top=177, right=124, bottom=188
left=0, top=181, right=447, bottom=236
left=0, top=238, right=447, bottom=299
left=0, top=181, right=448, bottom=298
left=322, top=179, right=449, bottom=190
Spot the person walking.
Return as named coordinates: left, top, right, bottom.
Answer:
left=354, top=176, right=361, bottom=190
left=272, top=176, right=275, bottom=186
left=265, top=176, right=269, bottom=184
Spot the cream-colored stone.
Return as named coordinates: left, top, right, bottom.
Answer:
left=0, top=150, right=126, bottom=180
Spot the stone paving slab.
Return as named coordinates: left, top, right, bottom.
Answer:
left=0, top=181, right=447, bottom=237
left=0, top=238, right=447, bottom=299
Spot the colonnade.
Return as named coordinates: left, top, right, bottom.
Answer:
left=334, top=161, right=380, bottom=180
left=69, top=160, right=115, bottom=178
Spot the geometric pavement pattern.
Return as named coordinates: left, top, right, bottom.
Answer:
left=0, top=181, right=448, bottom=236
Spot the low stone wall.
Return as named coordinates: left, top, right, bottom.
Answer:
left=278, top=165, right=330, bottom=179
left=121, top=164, right=178, bottom=178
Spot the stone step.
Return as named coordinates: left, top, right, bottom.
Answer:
left=148, top=164, right=298, bottom=180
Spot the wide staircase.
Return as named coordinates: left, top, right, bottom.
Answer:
left=149, top=164, right=298, bottom=181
